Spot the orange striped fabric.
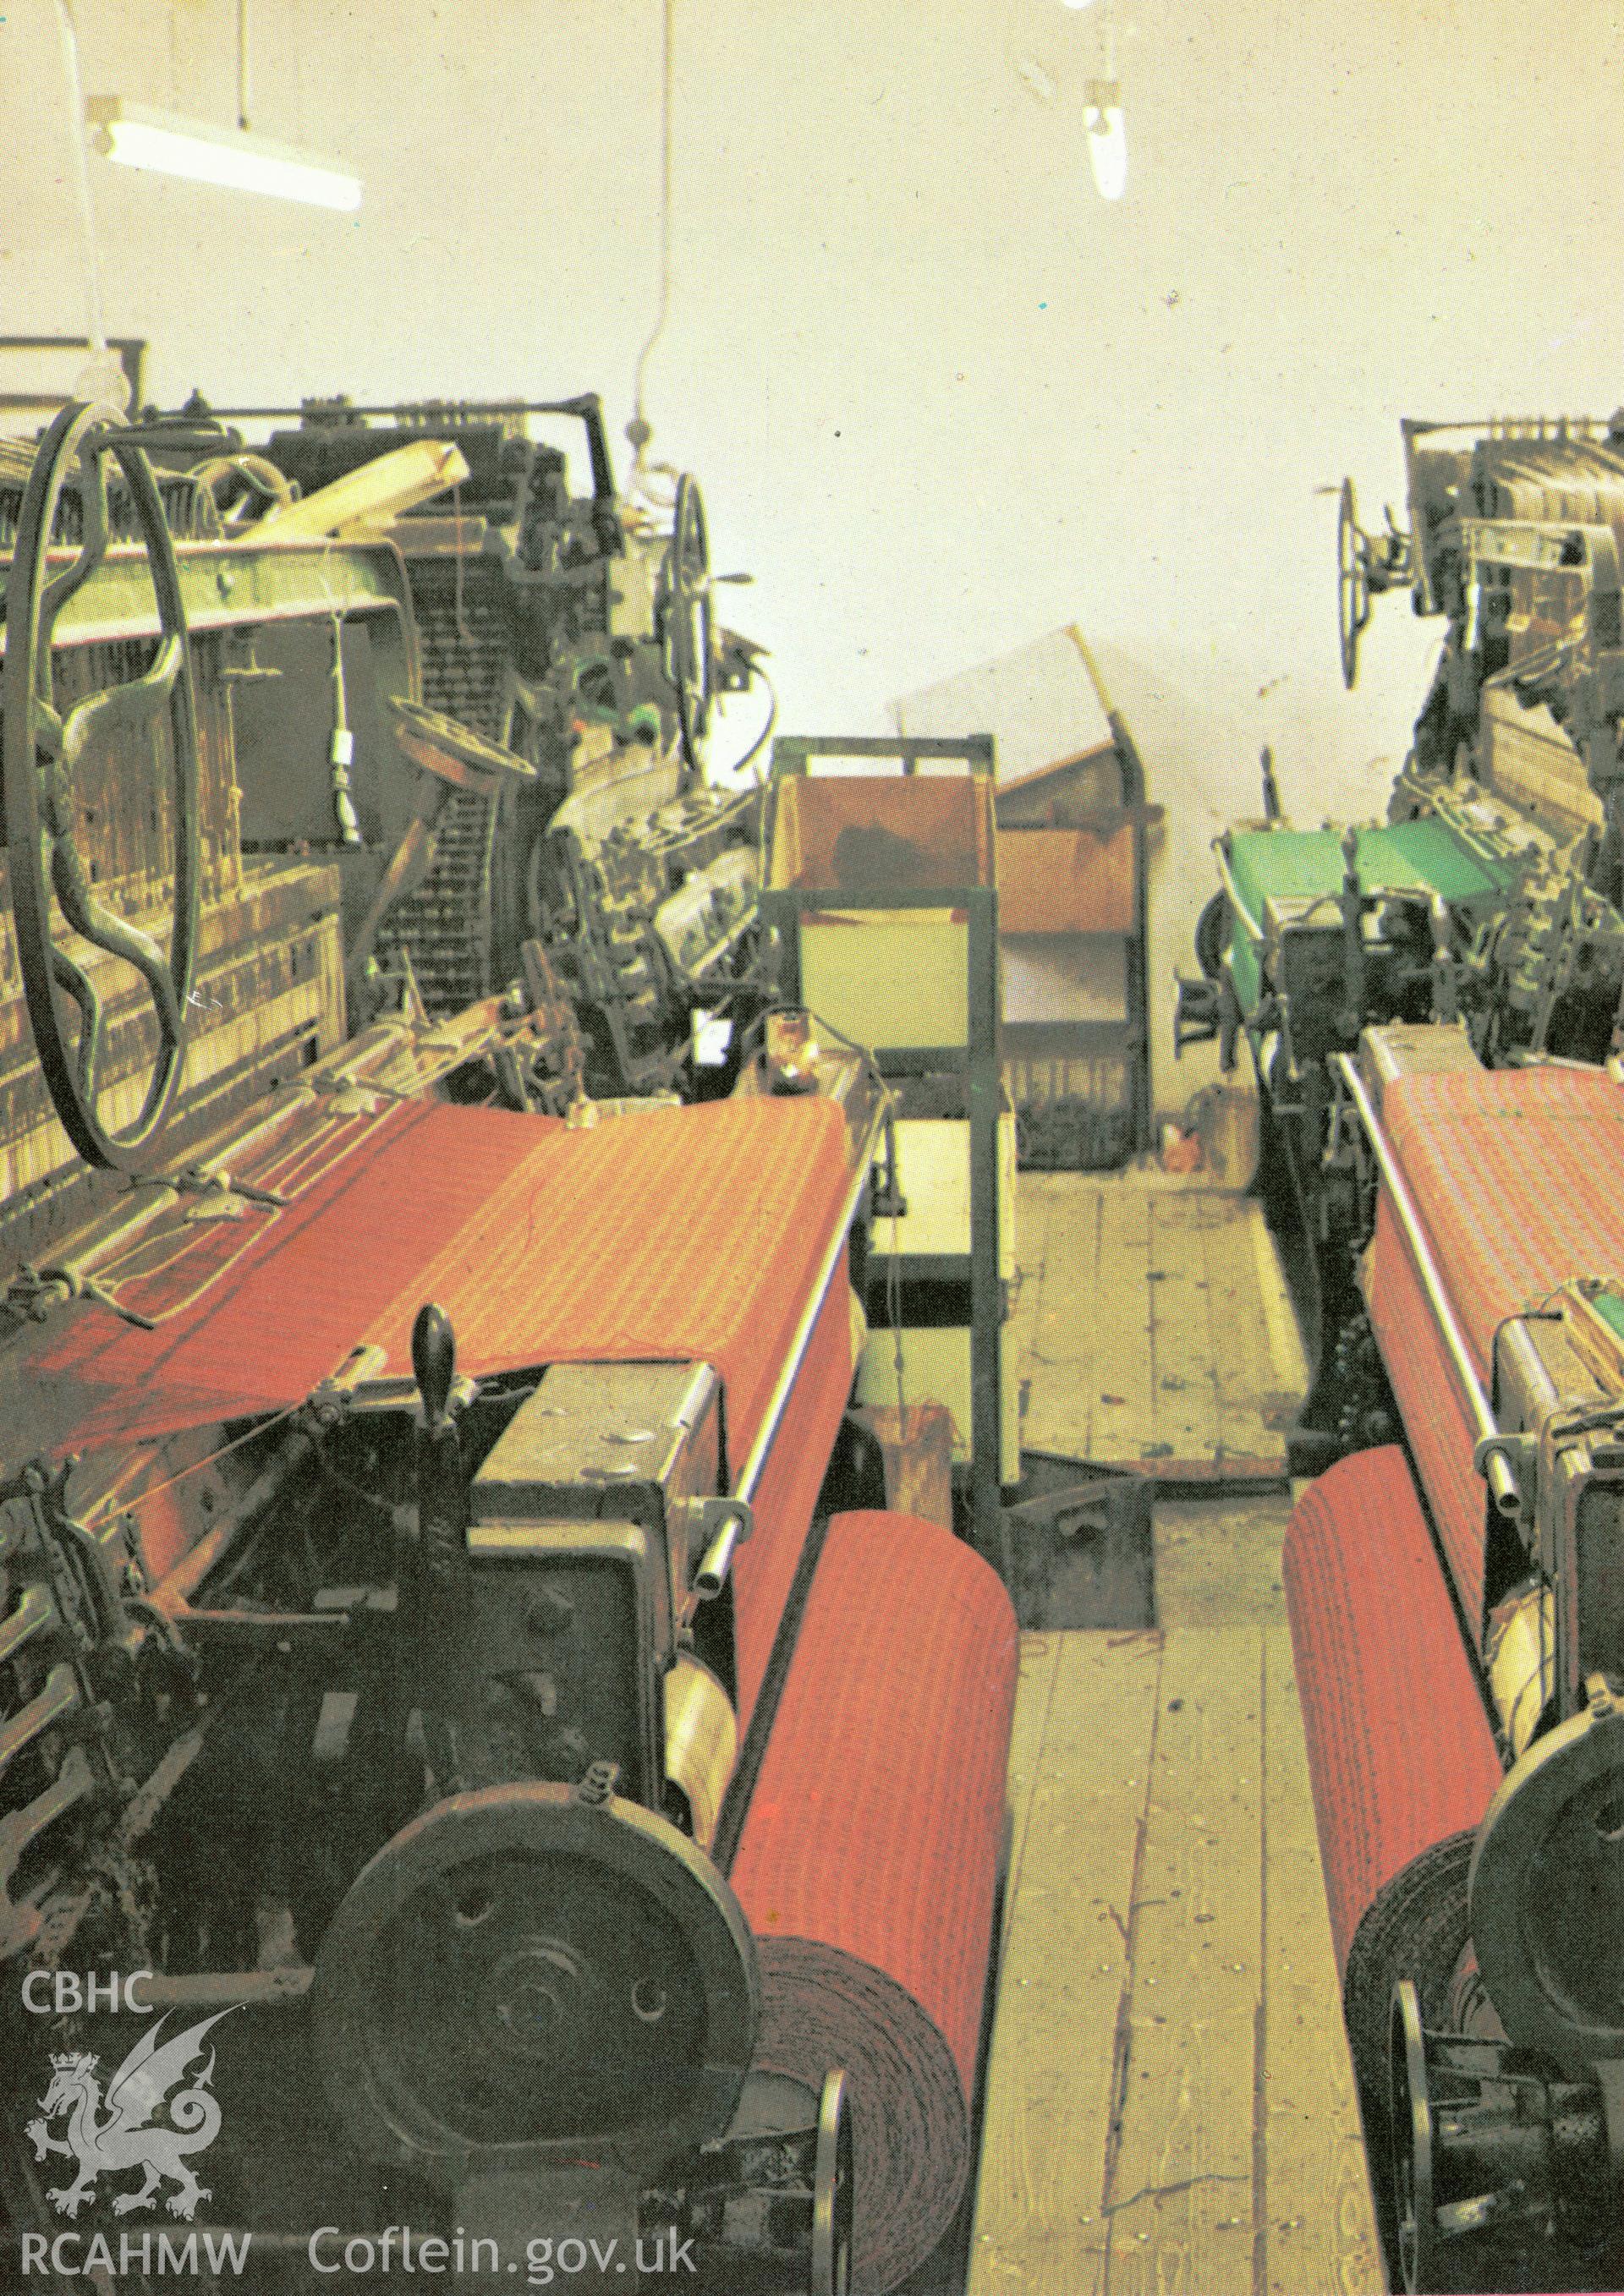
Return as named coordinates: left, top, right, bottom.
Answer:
left=30, top=1095, right=854, bottom=1475
left=1364, top=1063, right=1624, bottom=1636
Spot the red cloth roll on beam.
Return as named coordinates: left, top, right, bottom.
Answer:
left=730, top=1510, right=1018, bottom=2296
left=1364, top=1195, right=1490, bottom=1633
left=1282, top=1444, right=1501, bottom=1951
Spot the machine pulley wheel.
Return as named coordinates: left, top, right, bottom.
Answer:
left=311, top=1781, right=760, bottom=2181
left=1468, top=1692, right=1624, bottom=2071
left=1389, top=1981, right=1437, bottom=2295
left=658, top=474, right=714, bottom=776
left=1, top=400, right=201, bottom=1172
left=1193, top=890, right=1232, bottom=982
left=809, top=2069, right=855, bottom=2296
left=1338, top=475, right=1373, bottom=690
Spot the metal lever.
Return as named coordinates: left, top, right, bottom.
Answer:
left=407, top=1303, right=473, bottom=1725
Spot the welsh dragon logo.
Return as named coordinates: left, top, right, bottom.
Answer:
left=25, top=2009, right=234, bottom=2222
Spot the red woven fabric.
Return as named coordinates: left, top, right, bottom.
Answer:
left=1363, top=1066, right=1624, bottom=1635
left=1364, top=1196, right=1491, bottom=1631
left=30, top=1096, right=853, bottom=1474
left=730, top=1280, right=853, bottom=1734
left=1281, top=1447, right=1502, bottom=1975
left=1381, top=1066, right=1624, bottom=1373
left=731, top=1509, right=1018, bottom=2089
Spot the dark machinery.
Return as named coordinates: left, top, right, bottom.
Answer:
left=1220, top=407, right=1624, bottom=2288
left=1281, top=1032, right=1624, bottom=2292
left=123, top=389, right=775, bottom=1088
left=1178, top=412, right=1624, bottom=1449
left=0, top=403, right=1018, bottom=2294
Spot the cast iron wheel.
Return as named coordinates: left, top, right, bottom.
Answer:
left=1389, top=1981, right=1437, bottom=2294
left=311, top=1781, right=760, bottom=2178
left=810, top=2069, right=855, bottom=2296
left=1193, top=889, right=1232, bottom=980
left=659, top=473, right=714, bottom=776
left=1, top=400, right=200, bottom=1172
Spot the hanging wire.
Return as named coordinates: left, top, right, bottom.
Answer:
left=628, top=0, right=677, bottom=477
left=237, top=0, right=253, bottom=129
left=51, top=0, right=107, bottom=358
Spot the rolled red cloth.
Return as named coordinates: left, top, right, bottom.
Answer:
left=1281, top=1446, right=1504, bottom=2094
left=729, top=1510, right=1018, bottom=2294
left=1364, top=1193, right=1490, bottom=1635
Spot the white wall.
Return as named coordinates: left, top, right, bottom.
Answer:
left=6, top=0, right=1622, bottom=1110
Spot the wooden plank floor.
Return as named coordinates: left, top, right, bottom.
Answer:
left=1007, top=1171, right=1307, bottom=1483
left=973, top=1164, right=1384, bottom=2294
left=970, top=1533, right=1385, bottom=2294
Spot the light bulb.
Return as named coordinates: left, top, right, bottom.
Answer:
left=1084, top=79, right=1126, bottom=200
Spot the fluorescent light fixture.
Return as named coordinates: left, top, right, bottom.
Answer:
left=1084, top=78, right=1127, bottom=200
left=1061, top=0, right=1100, bottom=9
left=86, top=97, right=361, bottom=212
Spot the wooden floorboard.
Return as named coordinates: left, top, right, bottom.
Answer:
left=1012, top=1174, right=1301, bottom=1483
left=1023, top=1175, right=1100, bottom=1461
left=1145, top=1193, right=1224, bottom=1470
left=1203, top=1203, right=1288, bottom=1471
left=1260, top=1625, right=1386, bottom=2296
left=969, top=1632, right=1164, bottom=2296
left=1101, top=1627, right=1264, bottom=2296
left=1153, top=1493, right=1295, bottom=1631
left=1001, top=1633, right=1061, bottom=1947
left=971, top=1608, right=1383, bottom=2294
left=1093, top=1180, right=1157, bottom=1468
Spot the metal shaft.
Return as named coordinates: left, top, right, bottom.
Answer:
left=732, top=1105, right=883, bottom=1510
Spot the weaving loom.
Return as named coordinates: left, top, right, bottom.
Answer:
left=0, top=404, right=1019, bottom=2296
left=1285, top=1026, right=1624, bottom=2293
left=1181, top=412, right=1624, bottom=1461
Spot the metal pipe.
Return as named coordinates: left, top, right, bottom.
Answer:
left=0, top=1585, right=55, bottom=1668
left=1332, top=1050, right=1521, bottom=1516
left=694, top=1514, right=746, bottom=1596
left=732, top=1096, right=885, bottom=1510
left=0, top=1665, right=80, bottom=1778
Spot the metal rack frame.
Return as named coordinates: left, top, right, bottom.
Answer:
left=762, top=734, right=1005, bottom=1560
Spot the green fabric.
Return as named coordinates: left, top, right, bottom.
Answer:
left=1228, top=923, right=1263, bottom=1014
left=1228, top=823, right=1510, bottom=918
left=1222, top=821, right=1514, bottom=1019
